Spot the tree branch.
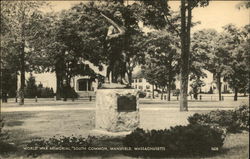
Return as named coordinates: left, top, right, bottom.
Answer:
left=163, top=15, right=180, bottom=37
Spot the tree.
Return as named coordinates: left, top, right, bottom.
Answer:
left=191, top=29, right=225, bottom=100
left=142, top=31, right=180, bottom=101
left=189, top=77, right=205, bottom=99
left=1, top=1, right=47, bottom=105
left=236, top=1, right=250, bottom=9
left=25, top=73, right=37, bottom=98
left=179, top=0, right=209, bottom=111
left=29, top=5, right=106, bottom=99
left=67, top=1, right=142, bottom=85
left=130, top=0, right=210, bottom=111
left=222, top=24, right=249, bottom=101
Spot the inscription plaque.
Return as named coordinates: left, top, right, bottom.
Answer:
left=117, top=95, right=136, bottom=111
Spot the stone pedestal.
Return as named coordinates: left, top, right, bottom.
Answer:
left=95, top=89, right=139, bottom=132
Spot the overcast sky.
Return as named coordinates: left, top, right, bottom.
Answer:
left=44, top=1, right=249, bottom=33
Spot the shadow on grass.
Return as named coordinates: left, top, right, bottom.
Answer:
left=5, top=121, right=24, bottom=127
left=2, top=111, right=37, bottom=123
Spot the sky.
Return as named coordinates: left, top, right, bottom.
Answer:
left=43, top=0, right=249, bottom=32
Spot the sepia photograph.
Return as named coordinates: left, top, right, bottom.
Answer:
left=0, top=0, right=249, bottom=159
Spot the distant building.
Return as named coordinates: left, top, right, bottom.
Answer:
left=17, top=68, right=231, bottom=98
left=71, top=75, right=98, bottom=97
left=132, top=78, right=153, bottom=92
left=131, top=70, right=231, bottom=95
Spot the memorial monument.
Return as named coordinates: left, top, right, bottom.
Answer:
left=95, top=11, right=139, bottom=133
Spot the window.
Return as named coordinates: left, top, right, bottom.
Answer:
left=78, top=79, right=91, bottom=91
left=139, top=86, right=143, bottom=90
left=146, top=85, right=150, bottom=89
left=138, top=78, right=142, bottom=82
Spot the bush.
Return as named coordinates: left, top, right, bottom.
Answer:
left=0, top=118, right=17, bottom=153
left=0, top=119, right=5, bottom=139
left=37, top=87, right=54, bottom=98
left=234, top=105, right=249, bottom=130
left=188, top=105, right=249, bottom=133
left=61, top=86, right=78, bottom=99
left=25, top=136, right=109, bottom=157
left=138, top=91, right=146, bottom=98
left=123, top=125, right=225, bottom=156
left=26, top=136, right=94, bottom=149
left=172, top=89, right=180, bottom=96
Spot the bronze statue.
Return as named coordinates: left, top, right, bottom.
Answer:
left=101, top=11, right=128, bottom=85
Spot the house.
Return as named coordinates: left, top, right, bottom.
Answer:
left=131, top=70, right=231, bottom=95
left=17, top=68, right=231, bottom=98
left=71, top=75, right=98, bottom=97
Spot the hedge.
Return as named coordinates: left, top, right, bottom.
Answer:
left=188, top=105, right=249, bottom=133
left=123, top=125, right=225, bottom=156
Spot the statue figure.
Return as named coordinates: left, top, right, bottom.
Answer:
left=101, top=11, right=128, bottom=85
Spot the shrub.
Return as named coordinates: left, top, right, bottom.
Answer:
left=0, top=119, right=5, bottom=139
left=0, top=118, right=17, bottom=153
left=188, top=105, right=249, bottom=133
left=37, top=87, right=54, bottom=98
left=172, top=89, right=180, bottom=96
left=26, top=136, right=94, bottom=149
left=61, top=86, right=78, bottom=99
left=123, top=125, right=225, bottom=156
left=234, top=105, right=249, bottom=130
left=138, top=91, right=146, bottom=98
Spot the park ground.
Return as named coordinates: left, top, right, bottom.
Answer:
left=0, top=94, right=249, bottom=159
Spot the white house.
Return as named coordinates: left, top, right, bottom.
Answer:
left=131, top=70, right=231, bottom=95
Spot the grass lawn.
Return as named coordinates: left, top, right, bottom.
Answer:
left=0, top=99, right=249, bottom=159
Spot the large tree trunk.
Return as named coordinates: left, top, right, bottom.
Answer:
left=152, top=84, right=155, bottom=99
left=55, top=55, right=65, bottom=100
left=55, top=70, right=62, bottom=100
left=234, top=87, right=238, bottom=101
left=15, top=71, right=18, bottom=102
left=216, top=74, right=222, bottom=101
left=19, top=38, right=25, bottom=105
left=161, top=89, right=164, bottom=100
left=180, top=0, right=191, bottom=111
left=167, top=86, right=171, bottom=101
left=167, top=79, right=171, bottom=101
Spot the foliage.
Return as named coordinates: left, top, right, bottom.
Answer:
left=24, top=78, right=55, bottom=98
left=234, top=105, right=250, bottom=130
left=38, top=87, right=55, bottom=98
left=189, top=77, right=205, bottom=99
left=236, top=1, right=250, bottom=9
left=138, top=91, right=146, bottom=98
left=221, top=24, right=250, bottom=100
left=192, top=24, right=249, bottom=100
left=172, top=89, right=180, bottom=96
left=25, top=135, right=122, bottom=157
left=0, top=69, right=17, bottom=98
left=135, top=0, right=209, bottom=109
left=123, top=125, right=225, bottom=157
left=26, top=136, right=94, bottom=150
left=0, top=119, right=6, bottom=141
left=0, top=119, right=17, bottom=153
left=141, top=31, right=180, bottom=100
left=188, top=105, right=249, bottom=133
left=1, top=1, right=48, bottom=104
left=25, top=74, right=38, bottom=98
left=191, top=29, right=226, bottom=100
